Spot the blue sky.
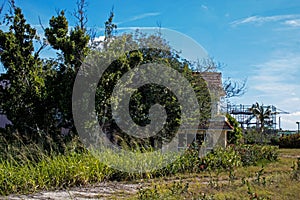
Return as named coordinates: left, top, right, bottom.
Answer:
left=1, top=0, right=300, bottom=130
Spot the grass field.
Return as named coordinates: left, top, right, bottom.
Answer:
left=1, top=148, right=299, bottom=199
left=128, top=148, right=300, bottom=200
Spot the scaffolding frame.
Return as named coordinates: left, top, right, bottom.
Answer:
left=227, top=104, right=277, bottom=130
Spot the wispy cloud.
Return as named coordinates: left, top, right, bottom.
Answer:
left=201, top=5, right=208, bottom=10
left=248, top=53, right=300, bottom=129
left=231, top=14, right=300, bottom=26
left=286, top=111, right=300, bottom=117
left=251, top=53, right=300, bottom=95
left=280, top=111, right=300, bottom=130
left=248, top=52, right=300, bottom=118
left=284, top=19, right=300, bottom=27
left=117, top=12, right=160, bottom=25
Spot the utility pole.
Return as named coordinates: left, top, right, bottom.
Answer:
left=297, top=122, right=300, bottom=134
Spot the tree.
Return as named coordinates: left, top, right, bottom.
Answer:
left=0, top=4, right=48, bottom=135
left=86, top=30, right=212, bottom=150
left=44, top=3, right=90, bottom=133
left=0, top=2, right=213, bottom=153
left=0, top=1, right=90, bottom=152
left=249, top=102, right=272, bottom=134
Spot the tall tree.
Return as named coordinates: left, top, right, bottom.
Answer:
left=44, top=4, right=90, bottom=132
left=249, top=102, right=272, bottom=134
left=0, top=4, right=47, bottom=134
left=91, top=31, right=211, bottom=149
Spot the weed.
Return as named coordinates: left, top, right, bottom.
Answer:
left=228, top=167, right=236, bottom=185
left=254, top=166, right=265, bottom=185
left=168, top=179, right=189, bottom=195
left=208, top=169, right=221, bottom=190
left=291, top=158, right=300, bottom=181
left=137, top=185, right=160, bottom=200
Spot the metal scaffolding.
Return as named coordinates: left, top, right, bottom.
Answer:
left=226, top=104, right=279, bottom=130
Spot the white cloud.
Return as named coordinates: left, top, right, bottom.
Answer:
left=92, top=36, right=105, bottom=42
left=88, top=36, right=105, bottom=49
left=247, top=53, right=300, bottom=130
left=231, top=14, right=300, bottom=27
left=284, top=19, right=300, bottom=27
left=251, top=55, right=300, bottom=91
left=287, top=111, right=300, bottom=117
left=117, top=12, right=160, bottom=25
left=280, top=111, right=300, bottom=130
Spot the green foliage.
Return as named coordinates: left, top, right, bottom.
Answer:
left=0, top=139, right=280, bottom=196
left=0, top=2, right=92, bottom=153
left=0, top=6, right=47, bottom=132
left=273, top=133, right=300, bottom=148
left=44, top=9, right=90, bottom=133
left=226, top=113, right=243, bottom=144
left=244, top=128, right=278, bottom=145
left=291, top=158, right=300, bottom=181
left=249, top=102, right=272, bottom=134
left=0, top=1, right=212, bottom=155
left=45, top=10, right=90, bottom=68
left=244, top=129, right=262, bottom=144
left=137, top=185, right=160, bottom=200
left=203, top=146, right=242, bottom=170
left=137, top=181, right=192, bottom=200
left=137, top=180, right=214, bottom=200
left=104, top=8, right=117, bottom=41
left=0, top=152, right=113, bottom=195
left=93, top=32, right=211, bottom=149
left=233, top=144, right=278, bottom=166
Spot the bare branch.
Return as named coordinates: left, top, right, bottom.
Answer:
left=34, top=42, right=47, bottom=59
left=73, top=0, right=88, bottom=30
left=38, top=16, right=45, bottom=32
left=192, top=57, right=220, bottom=72
left=223, top=77, right=247, bottom=98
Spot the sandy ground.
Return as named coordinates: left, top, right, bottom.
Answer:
left=1, top=182, right=141, bottom=200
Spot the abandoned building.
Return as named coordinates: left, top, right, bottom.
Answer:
left=177, top=72, right=233, bottom=153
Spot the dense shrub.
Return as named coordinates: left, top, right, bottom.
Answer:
left=244, top=128, right=278, bottom=145
left=165, top=144, right=278, bottom=173
left=272, top=134, right=300, bottom=148
left=233, top=144, right=278, bottom=166
left=202, top=146, right=242, bottom=170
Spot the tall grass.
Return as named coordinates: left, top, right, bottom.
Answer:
left=0, top=152, right=115, bottom=195
left=0, top=130, right=279, bottom=196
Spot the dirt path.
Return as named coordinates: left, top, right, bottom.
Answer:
left=1, top=176, right=227, bottom=200
left=1, top=182, right=142, bottom=200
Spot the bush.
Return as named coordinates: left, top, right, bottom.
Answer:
left=162, top=143, right=279, bottom=174
left=273, top=134, right=300, bottom=148
left=244, top=128, right=278, bottom=145
left=233, top=144, right=278, bottom=166
left=202, top=146, right=242, bottom=170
